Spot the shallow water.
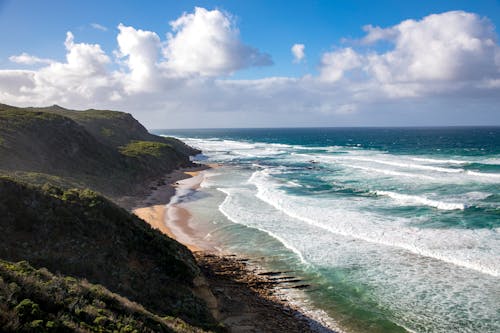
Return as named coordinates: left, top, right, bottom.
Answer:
left=158, top=128, right=500, bottom=333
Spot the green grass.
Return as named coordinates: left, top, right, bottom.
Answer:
left=0, top=170, right=85, bottom=190
left=25, top=105, right=129, bottom=121
left=0, top=104, right=214, bottom=331
left=119, top=140, right=174, bottom=158
left=0, top=103, right=196, bottom=197
left=0, top=178, right=219, bottom=331
left=100, top=127, right=114, bottom=137
left=63, top=109, right=129, bottom=121
left=0, top=259, right=209, bottom=332
left=0, top=108, right=65, bottom=128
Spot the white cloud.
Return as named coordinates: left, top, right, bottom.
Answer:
left=9, top=52, right=54, bottom=65
left=0, top=9, right=499, bottom=128
left=1, top=32, right=114, bottom=106
left=367, top=11, right=500, bottom=83
left=319, top=48, right=362, bottom=82
left=163, top=7, right=272, bottom=76
left=91, top=23, right=108, bottom=31
left=0, top=7, right=274, bottom=109
left=320, top=10, right=500, bottom=91
left=361, top=24, right=398, bottom=44
left=291, top=43, right=305, bottom=63
left=116, top=24, right=162, bottom=92
left=0, top=70, right=35, bottom=97
left=61, top=32, right=110, bottom=74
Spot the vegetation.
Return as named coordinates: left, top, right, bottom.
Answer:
left=0, top=170, right=85, bottom=190
left=26, top=104, right=196, bottom=156
left=0, top=259, right=209, bottom=332
left=0, top=178, right=219, bottom=330
left=0, top=103, right=220, bottom=331
left=0, top=103, right=200, bottom=197
left=100, top=127, right=114, bottom=137
left=120, top=141, right=175, bottom=158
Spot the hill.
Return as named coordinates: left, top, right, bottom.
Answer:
left=0, top=103, right=199, bottom=197
left=0, top=259, right=207, bottom=333
left=0, top=177, right=218, bottom=331
left=0, top=103, right=220, bottom=331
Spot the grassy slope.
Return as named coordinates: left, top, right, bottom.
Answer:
left=0, top=260, right=208, bottom=333
left=0, top=103, right=199, bottom=197
left=0, top=103, right=219, bottom=331
left=28, top=105, right=197, bottom=157
left=0, top=177, right=218, bottom=331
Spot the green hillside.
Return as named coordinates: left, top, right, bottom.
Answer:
left=0, top=260, right=208, bottom=333
left=28, top=104, right=195, bottom=156
left=0, top=103, right=199, bottom=197
left=0, top=177, right=218, bottom=331
left=0, top=104, right=221, bottom=331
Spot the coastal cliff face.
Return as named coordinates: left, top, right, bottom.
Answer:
left=0, top=104, right=218, bottom=332
left=0, top=103, right=199, bottom=197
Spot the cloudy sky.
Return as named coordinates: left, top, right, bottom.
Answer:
left=1, top=0, right=500, bottom=128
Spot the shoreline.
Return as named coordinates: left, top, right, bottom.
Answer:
left=132, top=165, right=212, bottom=251
left=130, top=164, right=339, bottom=333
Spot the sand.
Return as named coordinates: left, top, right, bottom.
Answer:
left=132, top=165, right=211, bottom=251
left=129, top=164, right=338, bottom=333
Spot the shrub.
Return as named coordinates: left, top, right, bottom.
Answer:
left=14, top=299, right=41, bottom=321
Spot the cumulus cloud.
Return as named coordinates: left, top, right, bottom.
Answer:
left=163, top=7, right=272, bottom=76
left=0, top=9, right=499, bottom=128
left=9, top=52, right=54, bottom=65
left=320, top=10, right=500, bottom=95
left=360, top=24, right=398, bottom=44
left=366, top=11, right=500, bottom=83
left=0, top=7, right=274, bottom=110
left=61, top=32, right=110, bottom=74
left=1, top=32, right=114, bottom=106
left=319, top=48, right=362, bottom=82
left=291, top=43, right=305, bottom=63
left=116, top=24, right=162, bottom=92
left=0, top=70, right=35, bottom=98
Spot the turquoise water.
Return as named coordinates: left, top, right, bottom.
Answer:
left=157, top=128, right=500, bottom=333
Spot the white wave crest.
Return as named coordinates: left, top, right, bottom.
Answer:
left=467, top=170, right=500, bottom=179
left=248, top=169, right=500, bottom=277
left=345, top=164, right=438, bottom=180
left=375, top=190, right=466, bottom=210
left=344, top=157, right=464, bottom=173
left=411, top=157, right=470, bottom=165
left=217, top=187, right=308, bottom=265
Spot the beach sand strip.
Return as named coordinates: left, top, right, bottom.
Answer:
left=129, top=164, right=337, bottom=333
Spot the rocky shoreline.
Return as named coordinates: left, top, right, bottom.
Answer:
left=195, top=252, right=336, bottom=333
left=131, top=166, right=340, bottom=332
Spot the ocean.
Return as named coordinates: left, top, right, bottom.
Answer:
left=156, top=127, right=500, bottom=333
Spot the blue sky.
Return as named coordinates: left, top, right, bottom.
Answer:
left=1, top=0, right=500, bottom=128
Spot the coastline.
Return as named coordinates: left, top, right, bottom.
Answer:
left=132, top=165, right=211, bottom=251
left=130, top=164, right=339, bottom=333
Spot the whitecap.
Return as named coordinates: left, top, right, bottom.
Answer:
left=374, top=190, right=466, bottom=210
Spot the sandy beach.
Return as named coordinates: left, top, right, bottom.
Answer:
left=133, top=165, right=211, bottom=251
left=130, top=165, right=337, bottom=333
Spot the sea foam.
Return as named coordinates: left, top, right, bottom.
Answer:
left=374, top=190, right=466, bottom=210
left=248, top=169, right=500, bottom=277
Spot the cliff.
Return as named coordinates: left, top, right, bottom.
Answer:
left=0, top=178, right=218, bottom=331
left=0, top=103, right=220, bottom=332
left=0, top=103, right=199, bottom=197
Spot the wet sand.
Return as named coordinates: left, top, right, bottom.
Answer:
left=130, top=164, right=338, bottom=333
left=132, top=165, right=213, bottom=251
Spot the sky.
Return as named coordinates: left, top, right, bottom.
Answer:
left=0, top=0, right=500, bottom=128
